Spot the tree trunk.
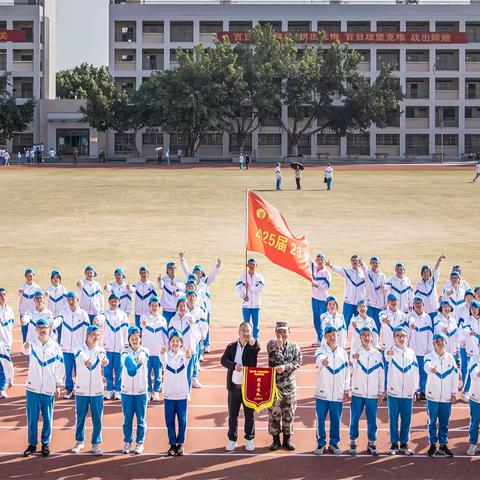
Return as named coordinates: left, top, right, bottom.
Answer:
left=291, top=142, right=299, bottom=157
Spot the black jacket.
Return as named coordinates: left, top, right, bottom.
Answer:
left=221, top=340, right=260, bottom=390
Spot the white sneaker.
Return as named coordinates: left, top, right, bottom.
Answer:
left=104, top=391, right=113, bottom=400
left=192, top=377, right=202, bottom=389
left=245, top=439, right=255, bottom=452
left=225, top=440, right=237, bottom=451
left=114, top=391, right=122, bottom=400
left=134, top=443, right=144, bottom=455
left=91, top=444, right=103, bottom=456
left=467, top=444, right=478, bottom=456
left=313, top=446, right=325, bottom=455
left=204, top=346, right=210, bottom=353
left=123, top=442, right=131, bottom=454
left=0, top=390, right=7, bottom=399
left=461, top=392, right=470, bottom=403
left=152, top=391, right=160, bottom=402
left=64, top=389, right=74, bottom=400
left=71, top=441, right=85, bottom=453
left=329, top=445, right=342, bottom=455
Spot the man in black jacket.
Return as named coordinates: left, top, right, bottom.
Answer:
left=221, top=322, right=260, bottom=452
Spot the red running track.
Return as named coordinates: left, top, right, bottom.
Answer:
left=0, top=323, right=479, bottom=480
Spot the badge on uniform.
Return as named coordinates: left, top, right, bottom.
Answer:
left=242, top=367, right=279, bottom=412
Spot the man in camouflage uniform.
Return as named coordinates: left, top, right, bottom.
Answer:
left=267, top=321, right=302, bottom=450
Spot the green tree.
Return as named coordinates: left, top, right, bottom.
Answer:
left=56, top=63, right=111, bottom=100
left=0, top=73, right=36, bottom=141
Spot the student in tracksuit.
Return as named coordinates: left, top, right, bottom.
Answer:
left=0, top=341, right=14, bottom=399
left=186, top=289, right=208, bottom=388
left=140, top=296, right=168, bottom=402
left=45, top=270, right=67, bottom=319
left=462, top=301, right=480, bottom=400
left=22, top=291, right=54, bottom=344
left=52, top=291, right=89, bottom=399
left=71, top=325, right=108, bottom=456
left=158, top=262, right=185, bottom=326
left=459, top=290, right=476, bottom=398
left=235, top=258, right=265, bottom=340
left=313, top=325, right=350, bottom=455
left=414, top=255, right=445, bottom=322
left=105, top=268, right=133, bottom=318
left=441, top=271, right=466, bottom=322
left=179, top=252, right=221, bottom=353
left=94, top=293, right=129, bottom=400
left=18, top=268, right=41, bottom=342
left=385, top=263, right=414, bottom=314
left=77, top=265, right=104, bottom=323
left=407, top=296, right=434, bottom=402
left=22, top=318, right=65, bottom=457
left=379, top=293, right=409, bottom=386
left=326, top=255, right=365, bottom=329
left=349, top=326, right=384, bottom=456
left=350, top=299, right=378, bottom=355
left=442, top=265, right=470, bottom=294
left=385, top=326, right=419, bottom=456
left=320, top=296, right=347, bottom=349
left=310, top=253, right=331, bottom=343
left=0, top=288, right=15, bottom=399
left=162, top=330, right=191, bottom=456
left=424, top=332, right=458, bottom=457
left=132, top=266, right=157, bottom=328
left=121, top=326, right=149, bottom=455
left=466, top=343, right=480, bottom=456
left=184, top=277, right=208, bottom=362
left=169, top=298, right=200, bottom=390
left=434, top=301, right=459, bottom=361
left=360, top=256, right=387, bottom=333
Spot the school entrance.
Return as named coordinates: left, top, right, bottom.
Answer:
left=56, top=129, right=90, bottom=156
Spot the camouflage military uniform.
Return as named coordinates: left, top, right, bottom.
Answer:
left=267, top=339, right=302, bottom=436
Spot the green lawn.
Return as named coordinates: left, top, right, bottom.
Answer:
left=0, top=166, right=478, bottom=327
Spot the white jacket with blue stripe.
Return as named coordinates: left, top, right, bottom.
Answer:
left=379, top=308, right=409, bottom=350
left=0, top=304, right=15, bottom=349
left=424, top=350, right=459, bottom=402
left=407, top=310, right=433, bottom=356
left=385, top=275, right=414, bottom=313
left=78, top=279, right=104, bottom=315
left=74, top=343, right=108, bottom=397
left=22, top=307, right=54, bottom=344
left=433, top=314, right=459, bottom=355
left=361, top=265, right=387, bottom=310
left=133, top=280, right=157, bottom=316
left=235, top=272, right=265, bottom=309
left=161, top=350, right=189, bottom=400
left=96, top=309, right=129, bottom=353
left=141, top=313, right=168, bottom=356
left=0, top=343, right=14, bottom=383
left=386, top=346, right=419, bottom=399
left=45, top=285, right=67, bottom=318
left=311, top=263, right=331, bottom=301
left=330, top=266, right=365, bottom=306
left=467, top=355, right=480, bottom=404
left=414, top=268, right=440, bottom=314
left=350, top=346, right=384, bottom=399
left=158, top=276, right=184, bottom=314
left=120, top=346, right=149, bottom=395
left=18, top=282, right=41, bottom=316
left=105, top=281, right=133, bottom=315
left=169, top=313, right=201, bottom=352
left=314, top=344, right=350, bottom=402
left=350, top=314, right=379, bottom=355
left=22, top=338, right=65, bottom=395
left=320, top=312, right=347, bottom=348
left=53, top=307, right=90, bottom=354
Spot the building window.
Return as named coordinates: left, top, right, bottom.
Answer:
left=435, top=79, right=458, bottom=91
left=406, top=21, right=429, bottom=32
left=12, top=133, right=34, bottom=154
left=114, top=22, right=136, bottom=42
left=376, top=134, right=399, bottom=146
left=435, top=22, right=459, bottom=33
left=435, top=50, right=459, bottom=71
left=13, top=21, right=34, bottom=42
left=229, top=133, right=252, bottom=153
left=288, top=21, right=310, bottom=33
left=114, top=133, right=136, bottom=154
left=142, top=49, right=163, bottom=70
left=317, top=134, right=340, bottom=146
left=317, top=21, right=340, bottom=33
left=406, top=106, right=429, bottom=118
left=347, top=133, right=370, bottom=155
left=200, top=133, right=223, bottom=145
left=288, top=135, right=311, bottom=156
left=406, top=134, right=429, bottom=155
left=435, top=134, right=458, bottom=146
left=466, top=50, right=480, bottom=63
left=466, top=107, right=480, bottom=119
left=258, top=21, right=282, bottom=32
left=200, top=22, right=223, bottom=34
left=0, top=50, right=6, bottom=71
left=377, top=50, right=399, bottom=70
left=13, top=50, right=33, bottom=62
left=229, top=21, right=252, bottom=33
left=465, top=134, right=480, bottom=152
left=406, top=50, right=429, bottom=63
left=258, top=134, right=282, bottom=146
left=347, top=21, right=370, bottom=32
left=466, top=23, right=480, bottom=43
left=142, top=132, right=163, bottom=145
left=170, top=22, right=194, bottom=42
left=377, top=22, right=400, bottom=33
left=143, top=22, right=164, bottom=34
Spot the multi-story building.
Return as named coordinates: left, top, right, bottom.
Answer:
left=109, top=0, right=480, bottom=161
left=0, top=0, right=56, bottom=153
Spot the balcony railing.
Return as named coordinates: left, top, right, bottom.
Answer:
left=114, top=32, right=136, bottom=43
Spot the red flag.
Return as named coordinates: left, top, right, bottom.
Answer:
left=247, top=190, right=312, bottom=282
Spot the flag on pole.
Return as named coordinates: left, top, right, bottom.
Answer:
left=246, top=190, right=313, bottom=282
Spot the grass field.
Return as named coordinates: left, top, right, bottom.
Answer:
left=0, top=165, right=478, bottom=328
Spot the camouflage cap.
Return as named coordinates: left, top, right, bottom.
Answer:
left=275, top=321, right=289, bottom=331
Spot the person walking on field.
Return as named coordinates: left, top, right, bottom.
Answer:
left=73, top=147, right=79, bottom=167
left=239, top=153, right=245, bottom=170
left=473, top=154, right=480, bottom=182
left=324, top=163, right=334, bottom=190
left=295, top=166, right=302, bottom=190
left=275, top=163, right=282, bottom=190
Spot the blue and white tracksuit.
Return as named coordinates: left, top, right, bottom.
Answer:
left=314, top=345, right=350, bottom=448
left=385, top=276, right=413, bottom=314
left=98, top=309, right=129, bottom=393
left=189, top=305, right=208, bottom=378
left=235, top=272, right=264, bottom=340
left=121, top=346, right=149, bottom=445
left=414, top=269, right=440, bottom=321
left=424, top=351, right=458, bottom=445
left=45, top=285, right=67, bottom=318
left=18, top=282, right=41, bottom=342
left=169, top=313, right=201, bottom=389
left=158, top=276, right=184, bottom=325
left=442, top=286, right=466, bottom=323
left=361, top=266, right=387, bottom=332
left=53, top=307, right=89, bottom=391
left=74, top=343, right=108, bottom=445
left=0, top=343, right=14, bottom=391
left=132, top=280, right=157, bottom=328
left=78, top=279, right=104, bottom=323
left=350, top=314, right=379, bottom=355
left=22, top=338, right=65, bottom=446
left=349, top=347, right=384, bottom=442
left=22, top=307, right=54, bottom=344
left=462, top=315, right=480, bottom=394
left=433, top=314, right=459, bottom=357
left=311, top=263, right=331, bottom=342
left=162, top=350, right=190, bottom=446
left=458, top=304, right=473, bottom=386
left=141, top=313, right=168, bottom=392
left=0, top=304, right=15, bottom=351
left=105, top=281, right=133, bottom=316
left=320, top=311, right=347, bottom=349
left=330, top=266, right=365, bottom=328
left=467, top=355, right=480, bottom=445
left=386, top=346, right=419, bottom=445
left=407, top=310, right=434, bottom=395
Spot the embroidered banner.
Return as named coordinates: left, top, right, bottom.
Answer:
left=242, top=367, right=277, bottom=412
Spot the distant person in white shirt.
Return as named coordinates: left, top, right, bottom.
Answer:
left=473, top=159, right=480, bottom=183
left=324, top=163, right=334, bottom=190
left=275, top=163, right=282, bottom=190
